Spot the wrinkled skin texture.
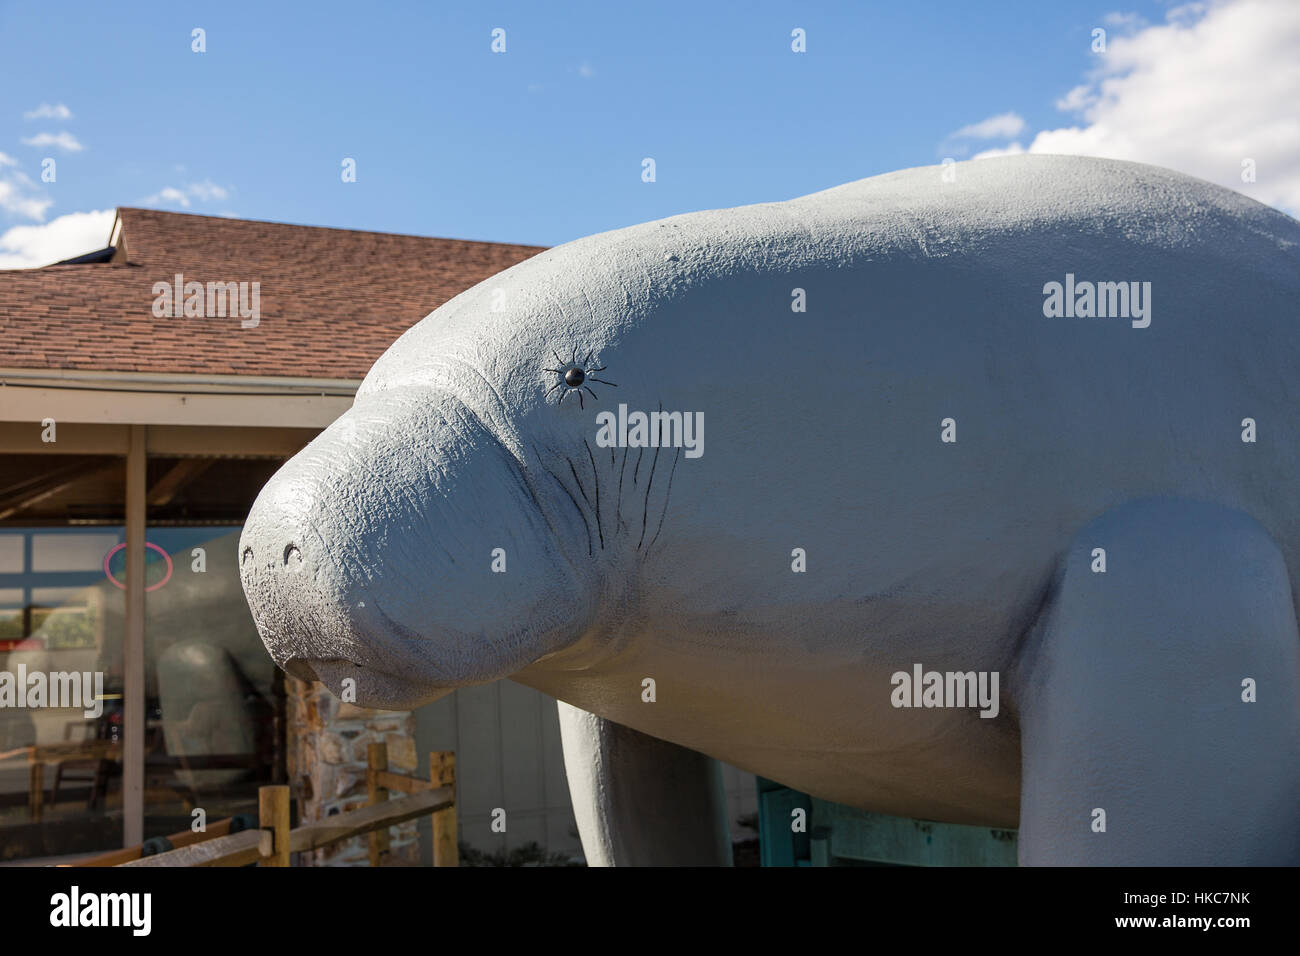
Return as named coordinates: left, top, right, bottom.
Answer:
left=241, top=156, right=1300, bottom=864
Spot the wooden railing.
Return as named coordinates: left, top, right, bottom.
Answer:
left=59, top=749, right=457, bottom=868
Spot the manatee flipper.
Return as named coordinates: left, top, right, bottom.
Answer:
left=1016, top=499, right=1300, bottom=865
left=557, top=701, right=734, bottom=866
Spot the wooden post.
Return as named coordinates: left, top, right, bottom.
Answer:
left=122, top=425, right=146, bottom=846
left=367, top=742, right=389, bottom=866
left=258, top=785, right=291, bottom=867
left=431, top=751, right=457, bottom=867
left=29, top=760, right=43, bottom=820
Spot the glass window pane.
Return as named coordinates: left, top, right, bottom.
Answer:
left=142, top=458, right=286, bottom=841
left=0, top=454, right=126, bottom=863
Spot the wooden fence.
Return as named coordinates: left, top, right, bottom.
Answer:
left=59, top=748, right=457, bottom=868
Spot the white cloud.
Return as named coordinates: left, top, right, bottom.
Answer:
left=0, top=209, right=115, bottom=269
left=948, top=112, right=1026, bottom=141
left=20, top=131, right=84, bottom=152
left=1054, top=84, right=1096, bottom=112
left=974, top=0, right=1300, bottom=215
left=23, top=103, right=73, bottom=120
left=140, top=186, right=191, bottom=207
left=138, top=180, right=231, bottom=208
left=186, top=179, right=229, bottom=202
left=1102, top=11, right=1148, bottom=29
left=972, top=142, right=1026, bottom=160
left=1167, top=2, right=1210, bottom=25
left=0, top=180, right=53, bottom=221
left=0, top=158, right=53, bottom=221
left=578, top=62, right=595, bottom=79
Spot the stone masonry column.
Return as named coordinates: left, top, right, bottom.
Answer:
left=286, top=677, right=421, bottom=865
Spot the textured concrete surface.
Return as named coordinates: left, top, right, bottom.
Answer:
left=241, top=156, right=1300, bottom=864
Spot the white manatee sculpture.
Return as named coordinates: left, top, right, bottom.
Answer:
left=239, top=155, right=1300, bottom=865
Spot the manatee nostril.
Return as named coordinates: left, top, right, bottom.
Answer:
left=241, top=546, right=254, bottom=569
left=284, top=544, right=303, bottom=568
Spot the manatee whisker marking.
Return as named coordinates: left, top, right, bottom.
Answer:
left=535, top=441, right=594, bottom=557
left=636, top=403, right=667, bottom=550
left=646, top=446, right=681, bottom=554
left=568, top=458, right=593, bottom=512
left=617, top=446, right=629, bottom=533
left=587, top=377, right=618, bottom=387
left=633, top=447, right=644, bottom=486
left=545, top=382, right=564, bottom=397
left=509, top=453, right=563, bottom=555
left=548, top=465, right=593, bottom=557
left=583, top=438, right=604, bottom=550
left=583, top=386, right=599, bottom=402
left=638, top=442, right=662, bottom=551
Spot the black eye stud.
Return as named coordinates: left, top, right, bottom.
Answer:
left=545, top=349, right=617, bottom=409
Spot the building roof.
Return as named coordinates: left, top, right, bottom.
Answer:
left=0, top=208, right=546, bottom=380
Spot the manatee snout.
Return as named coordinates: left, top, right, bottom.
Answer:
left=239, top=388, right=593, bottom=710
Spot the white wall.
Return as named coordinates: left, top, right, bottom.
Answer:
left=413, top=680, right=757, bottom=864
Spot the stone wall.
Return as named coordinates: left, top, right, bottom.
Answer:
left=287, top=676, right=420, bottom=865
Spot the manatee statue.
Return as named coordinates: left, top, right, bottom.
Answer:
left=239, top=155, right=1300, bottom=865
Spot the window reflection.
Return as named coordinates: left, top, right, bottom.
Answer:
left=0, top=524, right=125, bottom=862
left=143, top=528, right=278, bottom=831
left=0, top=453, right=287, bottom=862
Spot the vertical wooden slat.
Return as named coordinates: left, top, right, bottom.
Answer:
left=367, top=742, right=389, bottom=866
left=258, top=785, right=291, bottom=867
left=122, top=425, right=146, bottom=846
left=270, top=666, right=287, bottom=784
left=28, top=761, right=43, bottom=820
left=431, top=751, right=458, bottom=867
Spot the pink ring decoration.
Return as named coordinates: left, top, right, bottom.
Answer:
left=103, top=542, right=174, bottom=592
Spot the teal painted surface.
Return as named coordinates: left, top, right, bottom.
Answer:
left=812, top=798, right=1018, bottom=866
left=756, top=777, right=812, bottom=866
left=756, top=780, right=1018, bottom=867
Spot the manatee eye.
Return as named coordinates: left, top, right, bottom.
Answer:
left=544, top=349, right=618, bottom=410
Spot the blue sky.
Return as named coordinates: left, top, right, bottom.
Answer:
left=0, top=0, right=1295, bottom=265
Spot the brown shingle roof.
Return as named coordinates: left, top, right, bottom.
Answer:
left=0, top=208, right=545, bottom=379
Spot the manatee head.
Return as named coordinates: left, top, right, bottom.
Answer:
left=238, top=375, right=600, bottom=708
left=237, top=226, right=691, bottom=710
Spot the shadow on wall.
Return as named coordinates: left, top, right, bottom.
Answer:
left=411, top=679, right=758, bottom=863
